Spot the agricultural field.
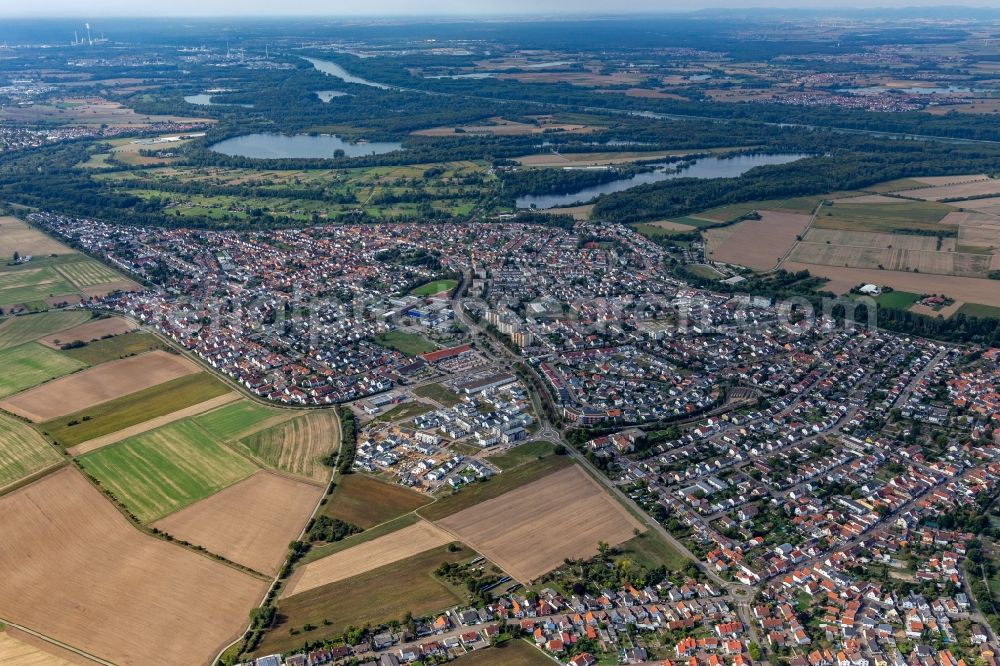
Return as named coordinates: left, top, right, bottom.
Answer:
left=152, top=470, right=324, bottom=575
left=812, top=198, right=955, bottom=233
left=0, top=96, right=210, bottom=127
left=35, top=315, right=135, bottom=349
left=0, top=350, right=199, bottom=422
left=0, top=467, right=265, bottom=666
left=258, top=543, right=472, bottom=656
left=704, top=210, right=812, bottom=270
left=67, top=392, right=240, bottom=456
left=282, top=519, right=454, bottom=597
left=0, top=411, right=63, bottom=490
left=0, top=216, right=74, bottom=258
left=0, top=265, right=76, bottom=307
left=319, top=473, right=431, bottom=528
left=194, top=399, right=292, bottom=442
left=0, top=343, right=87, bottom=398
left=410, top=278, right=457, bottom=296
left=60, top=332, right=165, bottom=365
left=781, top=262, right=1000, bottom=307
left=375, top=330, right=437, bottom=356
left=77, top=419, right=258, bottom=523
left=418, top=452, right=572, bottom=521
left=436, top=464, right=643, bottom=582
left=690, top=195, right=826, bottom=222
left=52, top=259, right=125, bottom=289
left=235, top=410, right=340, bottom=482
left=0, top=310, right=92, bottom=351
left=895, top=176, right=1000, bottom=201
left=0, top=627, right=83, bottom=666
left=39, top=372, right=231, bottom=447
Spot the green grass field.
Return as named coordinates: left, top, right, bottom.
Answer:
left=61, top=332, right=165, bottom=365
left=412, top=382, right=461, bottom=406
left=0, top=311, right=92, bottom=351
left=257, top=544, right=471, bottom=656
left=486, top=441, right=555, bottom=471
left=374, top=330, right=437, bottom=356
left=235, top=411, right=339, bottom=481
left=194, top=399, right=286, bottom=442
left=958, top=302, right=1000, bottom=319
left=619, top=530, right=690, bottom=572
left=813, top=199, right=955, bottom=233
left=418, top=453, right=572, bottom=521
left=52, top=259, right=122, bottom=288
left=410, top=279, right=458, bottom=297
left=319, top=473, right=430, bottom=529
left=372, top=400, right=434, bottom=423
left=875, top=291, right=922, bottom=310
left=0, top=343, right=87, bottom=398
left=40, top=372, right=230, bottom=447
left=452, top=640, right=553, bottom=666
left=78, top=419, right=258, bottom=523
left=0, top=266, right=76, bottom=306
left=0, top=411, right=63, bottom=489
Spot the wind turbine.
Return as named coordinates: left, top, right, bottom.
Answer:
left=85, top=23, right=92, bottom=46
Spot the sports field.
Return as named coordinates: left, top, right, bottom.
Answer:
left=78, top=419, right=258, bottom=523
left=236, top=410, right=340, bottom=482
left=40, top=372, right=230, bottom=447
left=320, top=473, right=430, bottom=529
left=436, top=464, right=643, bottom=582
left=410, top=279, right=458, bottom=296
left=0, top=412, right=63, bottom=490
left=0, top=343, right=87, bottom=398
left=0, top=311, right=92, bottom=351
left=0, top=350, right=199, bottom=421
left=0, top=467, right=265, bottom=666
left=152, top=470, right=324, bottom=575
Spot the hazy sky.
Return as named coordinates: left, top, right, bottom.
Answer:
left=6, top=0, right=1000, bottom=17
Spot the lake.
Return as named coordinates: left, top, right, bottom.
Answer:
left=184, top=94, right=253, bottom=108
left=208, top=133, right=403, bottom=159
left=303, top=56, right=394, bottom=90
left=515, top=153, right=809, bottom=209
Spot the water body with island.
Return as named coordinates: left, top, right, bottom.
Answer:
left=209, top=133, right=403, bottom=159
left=516, top=153, right=809, bottom=209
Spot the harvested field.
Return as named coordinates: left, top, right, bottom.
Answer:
left=898, top=178, right=1000, bottom=201
left=79, top=280, right=139, bottom=297
left=40, top=373, right=230, bottom=447
left=910, top=174, right=988, bottom=187
left=0, top=350, right=198, bottom=422
left=67, top=392, right=240, bottom=456
left=958, top=197, right=1000, bottom=216
left=153, top=471, right=323, bottom=575
left=36, top=316, right=135, bottom=348
left=258, top=543, right=470, bottom=656
left=320, top=473, right=430, bottom=528
left=436, top=464, right=643, bottom=582
left=78, top=419, right=258, bottom=523
left=781, top=262, right=1000, bottom=306
left=0, top=217, right=73, bottom=258
left=957, top=219, right=1000, bottom=251
left=813, top=199, right=955, bottom=233
left=0, top=343, right=87, bottom=399
left=0, top=311, right=92, bottom=351
left=786, top=244, right=991, bottom=277
left=542, top=204, right=593, bottom=220
left=0, top=628, right=86, bottom=666
left=281, top=520, right=453, bottom=598
left=801, top=228, right=940, bottom=250
left=0, top=467, right=265, bottom=666
left=704, top=210, right=812, bottom=270
left=0, top=411, right=62, bottom=490
left=236, top=410, right=340, bottom=482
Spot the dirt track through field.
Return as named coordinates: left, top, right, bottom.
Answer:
left=153, top=471, right=324, bottom=575
left=67, top=392, right=240, bottom=456
left=435, top=464, right=643, bottom=582
left=0, top=351, right=198, bottom=421
left=0, top=467, right=266, bottom=666
left=281, top=520, right=453, bottom=598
